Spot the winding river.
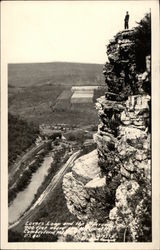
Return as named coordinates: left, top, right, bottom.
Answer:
left=9, top=154, right=53, bottom=224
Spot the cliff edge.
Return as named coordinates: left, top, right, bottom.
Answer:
left=62, top=20, right=151, bottom=242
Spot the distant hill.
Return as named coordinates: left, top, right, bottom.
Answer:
left=8, top=62, right=104, bottom=87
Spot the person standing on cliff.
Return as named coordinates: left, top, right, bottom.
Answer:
left=124, top=11, right=129, bottom=29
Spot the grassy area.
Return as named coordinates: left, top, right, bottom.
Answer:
left=9, top=85, right=100, bottom=126
left=9, top=84, right=64, bottom=111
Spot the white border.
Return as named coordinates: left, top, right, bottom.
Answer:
left=1, top=1, right=160, bottom=249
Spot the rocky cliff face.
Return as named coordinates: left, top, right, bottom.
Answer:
left=62, top=29, right=151, bottom=242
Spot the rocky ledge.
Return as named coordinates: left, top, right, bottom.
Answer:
left=63, top=150, right=108, bottom=221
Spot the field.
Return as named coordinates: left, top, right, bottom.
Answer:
left=8, top=62, right=105, bottom=126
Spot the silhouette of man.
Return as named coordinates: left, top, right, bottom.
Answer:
left=124, top=11, right=129, bottom=29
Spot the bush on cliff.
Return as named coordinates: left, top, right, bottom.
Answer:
left=133, top=12, right=151, bottom=72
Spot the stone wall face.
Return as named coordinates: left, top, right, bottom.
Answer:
left=62, top=29, right=151, bottom=242
left=95, top=94, right=151, bottom=182
left=95, top=93, right=151, bottom=241
left=95, top=29, right=151, bottom=241
left=103, top=29, right=137, bottom=100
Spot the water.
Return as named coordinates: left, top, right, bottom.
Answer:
left=9, top=155, right=53, bottom=224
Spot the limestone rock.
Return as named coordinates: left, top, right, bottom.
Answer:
left=63, top=150, right=108, bottom=221
left=72, top=150, right=100, bottom=182
left=85, top=176, right=106, bottom=188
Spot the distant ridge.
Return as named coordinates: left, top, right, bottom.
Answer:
left=9, top=61, right=103, bottom=65
left=8, top=62, right=103, bottom=87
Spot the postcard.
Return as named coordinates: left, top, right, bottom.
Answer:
left=1, top=1, right=160, bottom=249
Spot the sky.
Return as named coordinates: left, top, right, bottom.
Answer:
left=2, top=1, right=154, bottom=64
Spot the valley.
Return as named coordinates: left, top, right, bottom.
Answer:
left=8, top=62, right=103, bottom=241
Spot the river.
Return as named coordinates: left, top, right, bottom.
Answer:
left=8, top=154, right=53, bottom=224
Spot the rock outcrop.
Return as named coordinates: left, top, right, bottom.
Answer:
left=63, top=150, right=108, bottom=222
left=62, top=26, right=151, bottom=242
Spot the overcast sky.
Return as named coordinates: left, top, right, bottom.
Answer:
left=2, top=1, right=154, bottom=64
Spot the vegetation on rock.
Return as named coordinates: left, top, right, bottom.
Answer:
left=133, top=13, right=151, bottom=72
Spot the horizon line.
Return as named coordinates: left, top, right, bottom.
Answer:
left=8, top=60, right=105, bottom=65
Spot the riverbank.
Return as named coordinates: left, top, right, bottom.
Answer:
left=9, top=153, right=53, bottom=224
left=8, top=144, right=51, bottom=205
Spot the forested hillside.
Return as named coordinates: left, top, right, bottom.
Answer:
left=8, top=113, right=39, bottom=168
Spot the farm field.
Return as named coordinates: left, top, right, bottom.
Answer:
left=8, top=62, right=105, bottom=126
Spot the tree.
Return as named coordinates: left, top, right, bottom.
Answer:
left=133, top=12, right=151, bottom=72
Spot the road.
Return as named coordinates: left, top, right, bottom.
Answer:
left=31, top=149, right=81, bottom=209
left=9, top=150, right=81, bottom=230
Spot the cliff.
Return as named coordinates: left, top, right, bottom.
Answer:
left=62, top=24, right=151, bottom=242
